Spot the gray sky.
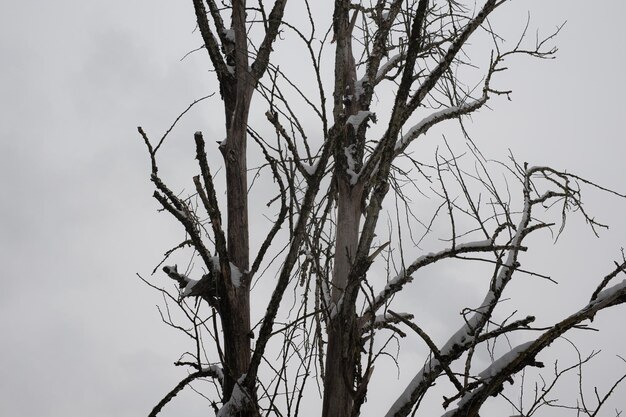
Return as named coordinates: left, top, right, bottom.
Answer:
left=1, top=1, right=625, bottom=416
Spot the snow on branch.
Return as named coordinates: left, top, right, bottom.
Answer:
left=163, top=265, right=199, bottom=296
left=162, top=264, right=218, bottom=307
left=375, top=52, right=405, bottom=83
left=441, top=341, right=538, bottom=417
left=385, top=163, right=626, bottom=417
left=394, top=97, right=487, bottom=154
left=217, top=375, right=253, bottom=417
left=346, top=110, right=374, bottom=130
left=362, top=239, right=523, bottom=322
left=385, top=169, right=535, bottom=417
left=442, top=267, right=626, bottom=417
left=361, top=311, right=415, bottom=334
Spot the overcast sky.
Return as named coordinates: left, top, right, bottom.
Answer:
left=1, top=1, right=625, bottom=416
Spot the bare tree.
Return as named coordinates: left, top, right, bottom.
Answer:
left=137, top=1, right=626, bottom=416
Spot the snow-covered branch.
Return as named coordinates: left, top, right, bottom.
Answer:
left=361, top=240, right=524, bottom=323
left=443, top=268, right=626, bottom=417
left=394, top=96, right=488, bottom=155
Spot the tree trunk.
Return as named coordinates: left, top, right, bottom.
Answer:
left=322, top=180, right=363, bottom=417
left=216, top=0, right=256, bottom=404
left=218, top=69, right=255, bottom=399
left=322, top=2, right=363, bottom=415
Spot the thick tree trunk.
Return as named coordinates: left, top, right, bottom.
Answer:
left=217, top=0, right=256, bottom=404
left=322, top=2, right=363, bottom=415
left=322, top=180, right=363, bottom=417
left=219, top=80, right=254, bottom=401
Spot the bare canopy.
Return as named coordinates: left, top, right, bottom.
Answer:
left=137, top=1, right=626, bottom=416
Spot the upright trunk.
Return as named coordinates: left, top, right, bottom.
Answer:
left=322, top=2, right=363, bottom=416
left=219, top=0, right=254, bottom=401
left=220, top=86, right=253, bottom=400
left=322, top=180, right=363, bottom=417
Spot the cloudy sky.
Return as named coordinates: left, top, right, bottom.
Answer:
left=1, top=1, right=625, bottom=416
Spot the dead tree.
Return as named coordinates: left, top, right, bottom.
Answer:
left=137, top=1, right=626, bottom=416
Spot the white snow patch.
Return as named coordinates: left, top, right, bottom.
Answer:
left=202, top=364, right=224, bottom=383
left=301, top=161, right=319, bottom=176
left=395, top=108, right=450, bottom=151
left=589, top=279, right=626, bottom=307
left=344, top=144, right=359, bottom=185
left=374, top=312, right=412, bottom=324
left=182, top=278, right=199, bottom=296
left=230, top=262, right=243, bottom=288
left=384, top=269, right=406, bottom=291
left=210, top=256, right=220, bottom=271
left=346, top=111, right=373, bottom=130
left=164, top=265, right=199, bottom=297
left=217, top=374, right=250, bottom=417
left=376, top=53, right=404, bottom=81
left=223, top=29, right=235, bottom=42
left=454, top=239, right=492, bottom=249
left=329, top=295, right=344, bottom=320
left=440, top=341, right=534, bottom=416
left=479, top=341, right=533, bottom=380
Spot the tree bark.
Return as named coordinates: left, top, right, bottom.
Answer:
left=217, top=0, right=254, bottom=401
left=322, top=2, right=363, bottom=415
left=322, top=179, right=363, bottom=417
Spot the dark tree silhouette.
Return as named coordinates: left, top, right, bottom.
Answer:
left=137, top=1, right=626, bottom=416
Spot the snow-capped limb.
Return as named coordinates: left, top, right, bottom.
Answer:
left=162, top=264, right=220, bottom=305
left=300, top=160, right=319, bottom=176
left=394, top=97, right=487, bottom=153
left=590, top=250, right=626, bottom=303
left=444, top=341, right=543, bottom=417
left=162, top=265, right=199, bottom=296
left=361, top=311, right=415, bottom=334
left=386, top=175, right=535, bottom=417
left=435, top=242, right=626, bottom=415
left=374, top=312, right=414, bottom=324
left=346, top=110, right=374, bottom=130
left=586, top=277, right=626, bottom=312
left=375, top=52, right=405, bottom=83
left=217, top=375, right=253, bottom=417
left=436, top=164, right=626, bottom=384
left=201, top=364, right=225, bottom=385
left=442, top=271, right=626, bottom=417
left=361, top=239, right=524, bottom=323
left=479, top=341, right=536, bottom=381
left=441, top=342, right=539, bottom=417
